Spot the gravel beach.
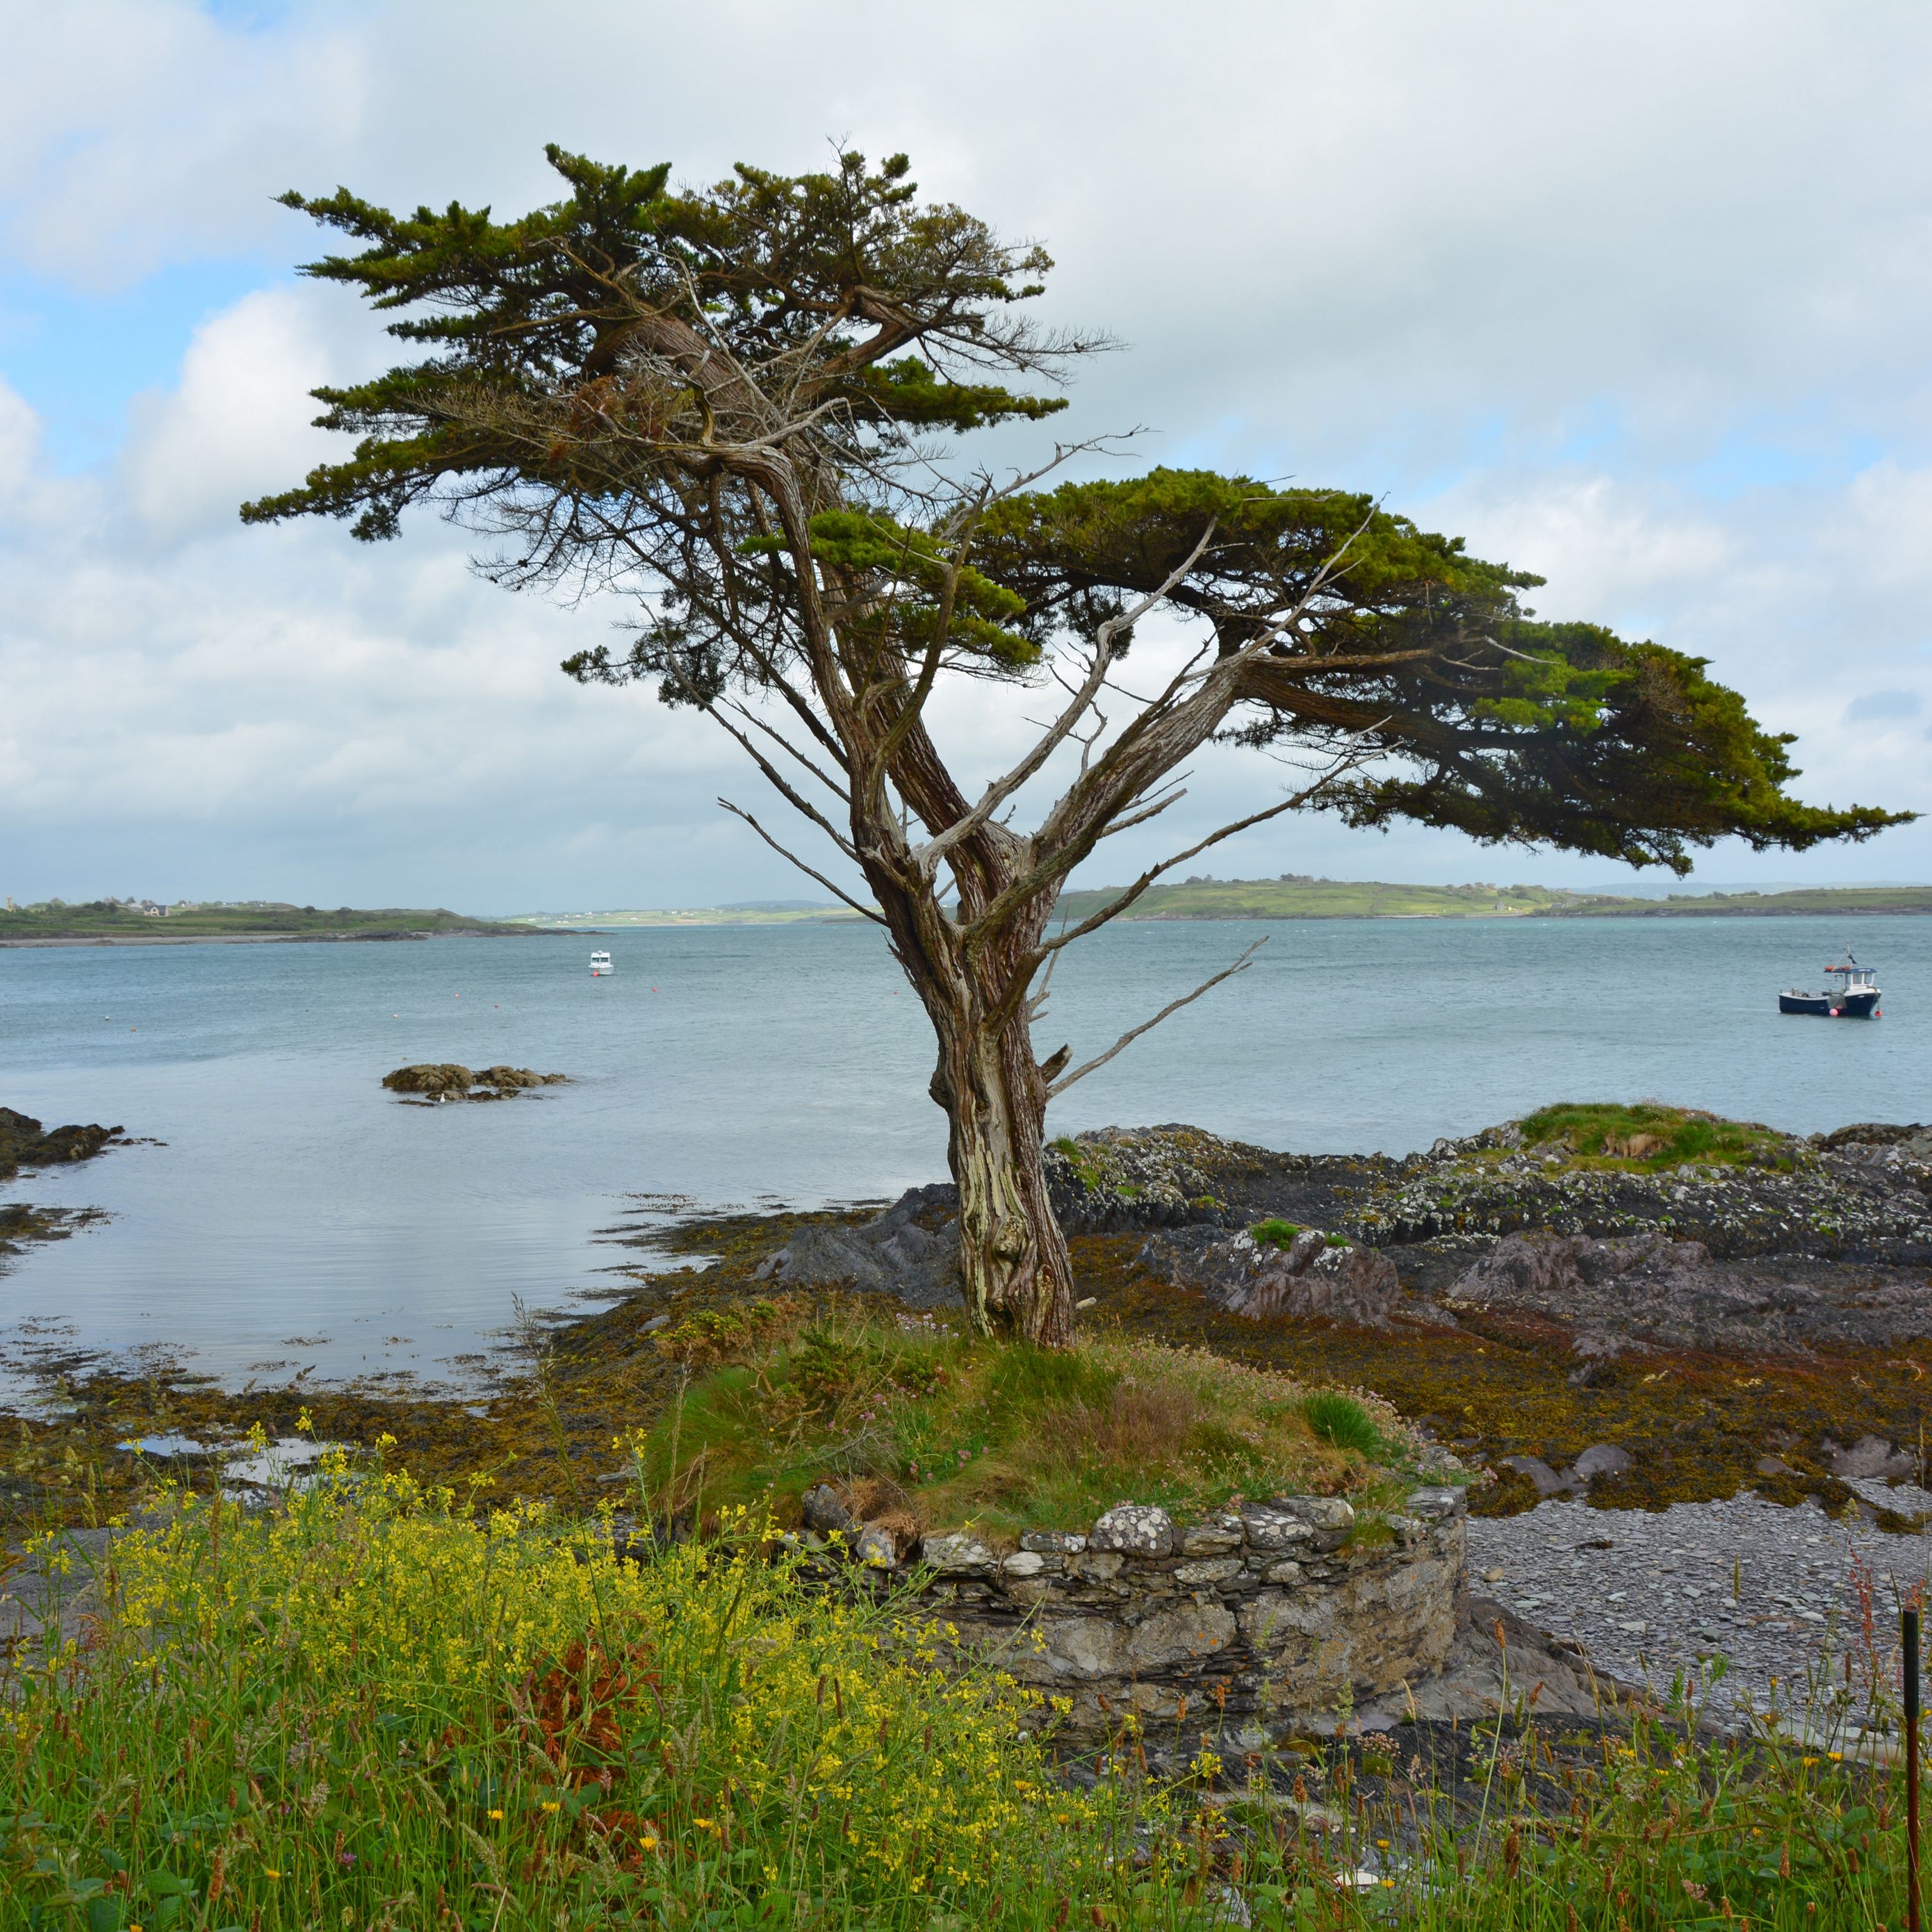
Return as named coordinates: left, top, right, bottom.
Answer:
left=1466, top=1480, right=1932, bottom=1730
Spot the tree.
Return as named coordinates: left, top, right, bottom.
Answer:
left=244, top=146, right=1908, bottom=1346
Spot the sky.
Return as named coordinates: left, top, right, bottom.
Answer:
left=3, top=1, right=1932, bottom=915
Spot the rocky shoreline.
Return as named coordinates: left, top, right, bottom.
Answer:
left=10, top=1092, right=1932, bottom=1737
left=763, top=1114, right=1932, bottom=1367
left=0, top=1108, right=126, bottom=1266
left=741, top=1109, right=1932, bottom=1726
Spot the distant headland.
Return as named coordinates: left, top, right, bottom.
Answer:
left=0, top=899, right=568, bottom=945
left=504, top=876, right=1932, bottom=928
left=11, top=878, right=1929, bottom=945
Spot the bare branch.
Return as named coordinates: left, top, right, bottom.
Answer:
left=717, top=799, right=886, bottom=924
left=1032, top=726, right=1387, bottom=957
left=1047, top=938, right=1267, bottom=1097
left=916, top=517, right=1221, bottom=874
left=1026, top=908, right=1074, bottom=1021
left=659, top=657, right=862, bottom=861
left=1032, top=792, right=1307, bottom=958
left=1095, top=782, right=1187, bottom=838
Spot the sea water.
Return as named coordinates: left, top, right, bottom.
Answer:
left=1, top=916, right=1924, bottom=1391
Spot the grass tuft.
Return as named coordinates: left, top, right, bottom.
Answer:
left=1300, top=1391, right=1382, bottom=1457
left=1250, top=1218, right=1303, bottom=1250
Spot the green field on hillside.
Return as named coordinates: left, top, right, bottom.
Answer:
left=0, top=901, right=532, bottom=941
left=1544, top=884, right=1932, bottom=917
left=1052, top=878, right=1580, bottom=921
left=507, top=904, right=859, bottom=928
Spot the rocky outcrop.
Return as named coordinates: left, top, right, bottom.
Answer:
left=756, top=1186, right=964, bottom=1308
left=1446, top=1228, right=1932, bottom=1359
left=1139, top=1224, right=1403, bottom=1328
left=380, top=1064, right=568, bottom=1103
left=759, top=1116, right=1932, bottom=1355
left=0, top=1108, right=124, bottom=1183
left=1344, top=1131, right=1932, bottom=1266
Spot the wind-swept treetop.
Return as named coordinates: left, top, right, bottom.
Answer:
left=968, top=469, right=1880, bottom=872
left=245, top=145, right=1909, bottom=1345
left=245, top=146, right=1076, bottom=543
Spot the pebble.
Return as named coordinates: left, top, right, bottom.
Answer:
left=1465, top=1480, right=1932, bottom=1728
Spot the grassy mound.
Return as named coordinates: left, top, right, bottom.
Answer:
left=1516, top=1102, right=1794, bottom=1171
left=642, top=1308, right=1419, bottom=1539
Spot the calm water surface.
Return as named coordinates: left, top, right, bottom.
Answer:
left=1, top=917, right=1925, bottom=1392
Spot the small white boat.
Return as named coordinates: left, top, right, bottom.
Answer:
left=589, top=950, right=614, bottom=976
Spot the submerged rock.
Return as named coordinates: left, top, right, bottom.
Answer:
left=1, top=1201, right=106, bottom=1258
left=0, top=1107, right=124, bottom=1182
left=0, top=1108, right=124, bottom=1268
left=380, top=1064, right=567, bottom=1102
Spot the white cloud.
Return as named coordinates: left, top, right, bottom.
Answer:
left=6, top=0, right=1932, bottom=904
left=120, top=284, right=375, bottom=539
left=0, top=377, right=40, bottom=505
left=0, top=1, right=363, bottom=287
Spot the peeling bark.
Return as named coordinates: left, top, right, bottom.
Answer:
left=930, top=997, right=1072, bottom=1347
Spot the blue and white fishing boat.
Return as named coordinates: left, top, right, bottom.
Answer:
left=1779, top=950, right=1879, bottom=1018
left=589, top=949, right=614, bottom=977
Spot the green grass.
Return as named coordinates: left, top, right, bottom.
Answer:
left=1300, top=1392, right=1381, bottom=1457
left=1515, top=1102, right=1794, bottom=1171
left=1, top=1456, right=1917, bottom=1929
left=1250, top=1220, right=1350, bottom=1253
left=1250, top=1218, right=1304, bottom=1250
left=641, top=1311, right=1405, bottom=1540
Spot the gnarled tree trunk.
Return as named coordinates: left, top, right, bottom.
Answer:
left=867, top=831, right=1074, bottom=1345
left=928, top=992, right=1073, bottom=1348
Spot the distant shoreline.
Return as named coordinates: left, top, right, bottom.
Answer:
left=507, top=879, right=1932, bottom=928
left=0, top=928, right=580, bottom=949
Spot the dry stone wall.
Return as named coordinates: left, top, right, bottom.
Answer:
left=808, top=1486, right=1468, bottom=1758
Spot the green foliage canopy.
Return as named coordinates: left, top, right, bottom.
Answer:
left=242, top=142, right=1906, bottom=878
